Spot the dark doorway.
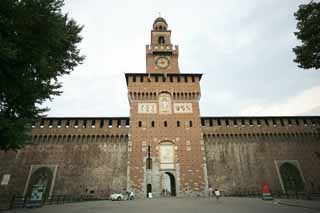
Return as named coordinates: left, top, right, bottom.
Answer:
left=26, top=167, right=53, bottom=200
left=163, top=172, right=176, bottom=196
left=280, top=162, right=305, bottom=192
left=147, top=184, right=152, bottom=197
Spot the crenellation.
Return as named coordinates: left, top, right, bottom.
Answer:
left=200, top=117, right=320, bottom=131
left=126, top=74, right=201, bottom=85
left=32, top=117, right=130, bottom=130
left=128, top=90, right=201, bottom=101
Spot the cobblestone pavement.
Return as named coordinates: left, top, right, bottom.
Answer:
left=3, top=197, right=320, bottom=213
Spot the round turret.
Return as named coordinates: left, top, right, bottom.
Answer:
left=153, top=16, right=168, bottom=31
left=153, top=17, right=167, bottom=25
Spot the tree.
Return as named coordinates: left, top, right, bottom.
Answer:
left=293, top=1, right=320, bottom=70
left=0, top=0, right=84, bottom=151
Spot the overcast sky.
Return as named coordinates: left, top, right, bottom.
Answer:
left=43, top=0, right=320, bottom=117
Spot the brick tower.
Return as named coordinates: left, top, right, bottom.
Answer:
left=126, top=17, right=208, bottom=197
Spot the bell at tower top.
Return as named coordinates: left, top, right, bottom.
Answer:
left=146, top=17, right=180, bottom=73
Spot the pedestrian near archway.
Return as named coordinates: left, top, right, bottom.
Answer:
left=208, top=186, right=213, bottom=198
left=214, top=188, right=221, bottom=200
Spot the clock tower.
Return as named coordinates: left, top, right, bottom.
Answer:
left=126, top=17, right=208, bottom=198
left=146, top=17, right=180, bottom=73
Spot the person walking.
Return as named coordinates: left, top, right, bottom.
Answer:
left=208, top=186, right=213, bottom=198
left=214, top=188, right=221, bottom=200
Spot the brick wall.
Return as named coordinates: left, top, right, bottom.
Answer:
left=0, top=119, right=129, bottom=206
left=202, top=116, right=320, bottom=194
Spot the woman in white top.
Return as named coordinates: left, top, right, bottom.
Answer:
left=214, top=189, right=221, bottom=200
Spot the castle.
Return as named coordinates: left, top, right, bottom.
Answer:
left=1, top=17, right=320, bottom=201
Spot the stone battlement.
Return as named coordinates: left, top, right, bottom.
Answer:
left=201, top=116, right=319, bottom=130
left=31, top=117, right=130, bottom=141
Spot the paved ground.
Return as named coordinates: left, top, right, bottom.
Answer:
left=276, top=199, right=320, bottom=210
left=3, top=197, right=320, bottom=213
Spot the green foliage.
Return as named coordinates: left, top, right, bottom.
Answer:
left=0, top=0, right=84, bottom=151
left=293, top=1, right=320, bottom=70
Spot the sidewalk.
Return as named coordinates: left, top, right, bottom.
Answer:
left=275, top=199, right=320, bottom=210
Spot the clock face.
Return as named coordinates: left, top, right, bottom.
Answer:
left=155, top=56, right=170, bottom=69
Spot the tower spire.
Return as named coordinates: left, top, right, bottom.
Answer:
left=146, top=17, right=180, bottom=73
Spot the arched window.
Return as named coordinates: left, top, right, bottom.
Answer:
left=158, top=36, right=165, bottom=44
left=138, top=121, right=142, bottom=127
left=164, top=121, right=167, bottom=127
left=151, top=121, right=155, bottom=127
left=177, top=121, right=180, bottom=127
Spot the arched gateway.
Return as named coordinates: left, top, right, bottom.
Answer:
left=162, top=172, right=176, bottom=196
left=280, top=162, right=305, bottom=192
left=26, top=167, right=53, bottom=200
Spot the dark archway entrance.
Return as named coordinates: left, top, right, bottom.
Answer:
left=26, top=167, right=53, bottom=200
left=162, top=172, right=176, bottom=196
left=147, top=184, right=152, bottom=197
left=280, top=162, right=305, bottom=192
